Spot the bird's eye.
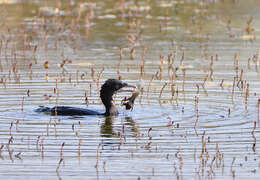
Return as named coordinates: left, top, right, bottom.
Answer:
left=115, top=85, right=119, bottom=90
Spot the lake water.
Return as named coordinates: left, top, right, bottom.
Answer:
left=1, top=0, right=260, bottom=179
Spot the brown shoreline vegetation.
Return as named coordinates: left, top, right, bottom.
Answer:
left=0, top=0, right=260, bottom=179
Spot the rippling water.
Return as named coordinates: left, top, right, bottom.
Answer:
left=1, top=0, right=260, bottom=179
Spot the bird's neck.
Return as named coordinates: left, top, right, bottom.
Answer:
left=101, top=91, right=118, bottom=116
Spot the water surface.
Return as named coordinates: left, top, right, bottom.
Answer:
left=1, top=0, right=260, bottom=179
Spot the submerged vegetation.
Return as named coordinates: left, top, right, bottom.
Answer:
left=0, top=0, right=260, bottom=179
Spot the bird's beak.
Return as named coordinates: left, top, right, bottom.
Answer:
left=117, top=83, right=136, bottom=93
left=125, top=84, right=136, bottom=88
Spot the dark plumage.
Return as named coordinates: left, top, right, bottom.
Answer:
left=35, top=79, right=135, bottom=116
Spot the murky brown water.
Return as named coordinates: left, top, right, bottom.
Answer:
left=1, top=0, right=260, bottom=179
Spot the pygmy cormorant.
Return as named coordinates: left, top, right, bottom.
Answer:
left=35, top=79, right=136, bottom=116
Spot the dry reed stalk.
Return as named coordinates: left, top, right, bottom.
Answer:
left=44, top=61, right=49, bottom=69
left=142, top=46, right=148, bottom=62
left=196, top=84, right=200, bottom=94
left=130, top=47, right=135, bottom=60
left=36, top=135, right=41, bottom=151
left=139, top=64, right=144, bottom=80
left=245, top=16, right=254, bottom=34
left=232, top=77, right=236, bottom=104
left=175, top=85, right=179, bottom=105
left=45, top=73, right=49, bottom=82
left=117, top=61, right=121, bottom=73
left=55, top=39, right=59, bottom=51
left=56, top=158, right=64, bottom=172
left=27, top=89, right=30, bottom=97
left=237, top=69, right=244, bottom=88
left=230, top=157, right=236, bottom=173
left=194, top=96, right=199, bottom=128
left=179, top=152, right=183, bottom=170
left=55, top=78, right=58, bottom=93
left=9, top=122, right=13, bottom=136
left=220, top=79, right=224, bottom=88
left=72, top=124, right=75, bottom=132
left=171, top=83, right=175, bottom=101
left=8, top=70, right=11, bottom=81
left=171, top=68, right=178, bottom=86
left=60, top=142, right=65, bottom=159
left=253, top=54, right=258, bottom=72
left=7, top=137, right=14, bottom=162
left=215, top=142, right=220, bottom=162
left=252, top=121, right=256, bottom=136
left=202, top=74, right=208, bottom=88
left=23, top=33, right=27, bottom=60
left=234, top=53, right=239, bottom=78
left=164, top=9, right=169, bottom=33
left=15, top=120, right=19, bottom=131
left=258, top=99, right=260, bottom=122
left=182, top=69, right=186, bottom=95
left=0, top=40, right=2, bottom=71
left=148, top=127, right=152, bottom=137
left=85, top=91, right=89, bottom=106
left=91, top=67, right=95, bottom=82
left=120, top=47, right=123, bottom=60
left=200, top=131, right=206, bottom=161
left=95, top=143, right=102, bottom=169
left=209, top=156, right=216, bottom=176
left=46, top=121, right=50, bottom=136
left=76, top=4, right=83, bottom=23
left=97, top=68, right=104, bottom=92
left=89, top=83, right=92, bottom=97
left=40, top=138, right=44, bottom=159
left=54, top=119, right=57, bottom=136
left=252, top=121, right=257, bottom=152
left=159, top=82, right=167, bottom=103
left=147, top=74, right=154, bottom=101
left=43, top=31, right=48, bottom=57
left=159, top=23, right=162, bottom=33
left=173, top=46, right=178, bottom=61
left=4, top=38, right=10, bottom=64
left=159, top=55, right=163, bottom=80
left=167, top=53, right=173, bottom=80
left=0, top=144, right=4, bottom=157
left=69, top=74, right=72, bottom=83
left=78, top=139, right=82, bottom=157
left=244, top=83, right=249, bottom=110
left=209, top=56, right=214, bottom=80
left=29, top=62, right=33, bottom=80
left=216, top=54, right=219, bottom=61
left=139, top=87, right=144, bottom=105
left=180, top=50, right=185, bottom=66
left=248, top=57, right=251, bottom=69
left=21, top=96, right=25, bottom=111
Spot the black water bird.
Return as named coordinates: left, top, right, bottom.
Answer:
left=35, top=79, right=136, bottom=116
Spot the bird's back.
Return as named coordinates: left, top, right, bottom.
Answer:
left=35, top=106, right=103, bottom=116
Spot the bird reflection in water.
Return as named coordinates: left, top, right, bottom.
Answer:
left=100, top=116, right=138, bottom=149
